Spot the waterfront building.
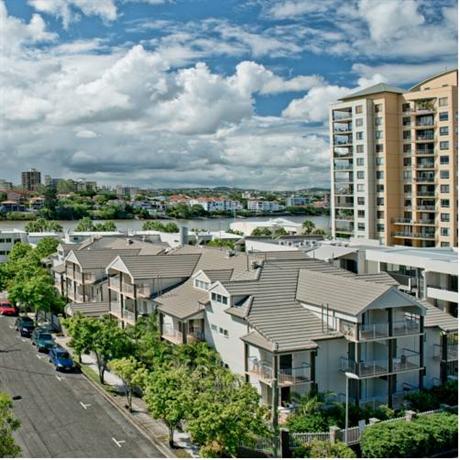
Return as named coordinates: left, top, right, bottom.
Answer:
left=189, top=197, right=243, bottom=213
left=0, top=230, right=27, bottom=263
left=330, top=69, right=458, bottom=247
left=21, top=168, right=41, bottom=191
left=247, top=200, right=285, bottom=213
left=286, top=195, right=307, bottom=207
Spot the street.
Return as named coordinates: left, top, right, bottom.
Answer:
left=0, top=316, right=165, bottom=458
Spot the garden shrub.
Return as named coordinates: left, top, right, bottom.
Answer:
left=293, top=440, right=356, bottom=458
left=360, top=413, right=458, bottom=458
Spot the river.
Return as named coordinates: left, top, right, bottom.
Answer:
left=0, top=215, right=330, bottom=233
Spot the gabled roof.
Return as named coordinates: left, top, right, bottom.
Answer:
left=296, top=269, right=424, bottom=316
left=66, top=249, right=141, bottom=270
left=340, top=83, right=405, bottom=101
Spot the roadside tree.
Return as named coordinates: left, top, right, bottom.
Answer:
left=0, top=392, right=21, bottom=457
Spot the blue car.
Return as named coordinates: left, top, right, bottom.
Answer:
left=49, top=346, right=74, bottom=372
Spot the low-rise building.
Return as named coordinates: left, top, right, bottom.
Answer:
left=0, top=230, right=27, bottom=263
left=230, top=217, right=303, bottom=236
left=189, top=198, right=243, bottom=213
left=286, top=195, right=307, bottom=207
left=247, top=200, right=285, bottom=213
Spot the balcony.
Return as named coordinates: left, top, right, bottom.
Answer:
left=393, top=318, right=421, bottom=336
left=387, top=272, right=417, bottom=290
left=393, top=231, right=435, bottom=240
left=334, top=122, right=353, bottom=133
left=247, top=357, right=312, bottom=386
left=415, top=134, right=435, bottom=142
left=415, top=149, right=435, bottom=156
left=335, top=185, right=354, bottom=196
left=333, top=110, right=352, bottom=121
left=426, top=286, right=458, bottom=304
left=416, top=162, right=435, bottom=169
left=334, top=147, right=353, bottom=158
left=334, top=134, right=353, bottom=146
left=334, top=163, right=353, bottom=171
left=340, top=349, right=421, bottom=378
left=335, top=199, right=354, bottom=208
left=415, top=175, right=435, bottom=183
left=66, top=271, right=97, bottom=284
left=161, top=324, right=204, bottom=345
left=433, top=344, right=458, bottom=362
left=110, top=305, right=136, bottom=325
left=335, top=222, right=354, bottom=233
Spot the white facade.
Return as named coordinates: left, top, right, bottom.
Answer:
left=230, top=218, right=302, bottom=236
left=189, top=199, right=243, bottom=213
left=0, top=230, right=27, bottom=263
left=247, top=200, right=285, bottom=212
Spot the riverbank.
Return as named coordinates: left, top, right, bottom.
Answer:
left=0, top=215, right=330, bottom=233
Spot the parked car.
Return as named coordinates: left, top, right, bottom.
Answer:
left=49, top=346, right=74, bottom=372
left=31, top=329, right=56, bottom=352
left=0, top=301, right=19, bottom=316
left=15, top=316, right=35, bottom=337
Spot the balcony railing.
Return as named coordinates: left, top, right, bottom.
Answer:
left=333, top=111, right=352, bottom=121
left=416, top=176, right=435, bottom=183
left=415, top=149, right=435, bottom=155
left=393, top=349, right=421, bottom=372
left=340, top=357, right=389, bottom=378
left=416, top=134, right=435, bottom=141
left=247, top=357, right=311, bottom=386
left=162, top=324, right=184, bottom=344
left=433, top=344, right=458, bottom=362
left=360, top=323, right=389, bottom=340
left=393, top=318, right=420, bottom=336
left=393, top=231, right=435, bottom=240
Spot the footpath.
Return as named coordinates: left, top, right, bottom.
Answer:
left=54, top=334, right=200, bottom=458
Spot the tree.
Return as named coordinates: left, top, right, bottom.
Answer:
left=273, top=227, right=288, bottom=237
left=91, top=317, right=134, bottom=384
left=34, top=237, right=59, bottom=260
left=0, top=392, right=21, bottom=457
left=302, top=220, right=316, bottom=234
left=94, top=221, right=117, bottom=232
left=251, top=227, right=273, bottom=237
left=142, top=221, right=179, bottom=233
left=109, top=357, right=147, bottom=412
left=63, top=314, right=95, bottom=363
left=24, top=218, right=63, bottom=233
left=144, top=366, right=192, bottom=447
left=74, top=217, right=94, bottom=232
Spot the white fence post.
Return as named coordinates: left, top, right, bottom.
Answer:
left=329, top=426, right=340, bottom=444
left=405, top=410, right=416, bottom=422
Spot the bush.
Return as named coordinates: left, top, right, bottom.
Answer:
left=293, top=440, right=355, bottom=458
left=405, top=380, right=458, bottom=411
left=286, top=413, right=329, bottom=433
left=360, top=413, right=458, bottom=458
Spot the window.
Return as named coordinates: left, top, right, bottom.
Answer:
left=356, top=145, right=364, bottom=153
left=440, top=141, right=449, bottom=150
left=441, top=228, right=450, bottom=237
left=357, top=223, right=365, bottom=231
left=357, top=197, right=365, bottom=205
left=375, top=117, right=382, bottom=126
left=356, top=131, right=363, bottom=140
left=377, top=184, right=384, bottom=193
left=356, top=158, right=364, bottom=166
left=355, top=118, right=363, bottom=127
left=377, top=211, right=384, bottom=219
left=375, top=104, right=382, bottom=113
left=357, top=184, right=364, bottom=192
left=376, top=144, right=384, bottom=153
left=377, top=197, right=384, bottom=206
left=211, top=293, right=228, bottom=304
left=402, top=103, right=411, bottom=112
left=376, top=171, right=384, bottom=180
left=402, top=116, right=411, bottom=126
left=377, top=224, right=385, bottom=232
left=440, top=156, right=449, bottom=165
left=440, top=126, right=449, bottom=136
left=195, top=279, right=210, bottom=290
left=403, top=130, right=411, bottom=140
left=375, top=130, right=383, bottom=139
left=403, top=170, right=411, bottom=180
left=403, top=144, right=411, bottom=153
left=219, top=327, right=229, bottom=337
left=441, top=213, right=450, bottom=222
left=404, top=184, right=412, bottom=193
left=440, top=185, right=450, bottom=193
left=403, top=157, right=411, bottom=167
left=441, top=199, right=450, bottom=208
left=357, top=171, right=365, bottom=179
left=440, top=170, right=450, bottom=179
left=355, top=105, right=363, bottom=114
left=438, top=97, right=448, bottom=107
left=376, top=157, right=384, bottom=165
left=358, top=210, right=365, bottom=218
left=211, top=324, right=217, bottom=331
left=439, top=112, right=449, bottom=121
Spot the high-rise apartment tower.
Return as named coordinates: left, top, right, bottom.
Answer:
left=330, top=69, right=458, bottom=247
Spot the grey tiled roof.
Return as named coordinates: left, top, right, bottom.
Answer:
left=77, top=236, right=167, bottom=254
left=66, top=302, right=109, bottom=317
left=422, top=300, right=458, bottom=332
left=71, top=249, right=141, bottom=270
left=340, top=83, right=404, bottom=101
left=356, top=272, right=399, bottom=286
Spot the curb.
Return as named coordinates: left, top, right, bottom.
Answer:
left=81, top=369, right=175, bottom=458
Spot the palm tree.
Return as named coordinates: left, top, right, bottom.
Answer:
left=302, top=220, right=316, bottom=234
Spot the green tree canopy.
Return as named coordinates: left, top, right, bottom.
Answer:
left=0, top=392, right=21, bottom=457
left=251, top=227, right=273, bottom=237
left=25, top=218, right=63, bottom=233
left=302, top=220, right=316, bottom=234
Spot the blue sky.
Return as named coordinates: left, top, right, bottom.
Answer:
left=1, top=0, right=457, bottom=189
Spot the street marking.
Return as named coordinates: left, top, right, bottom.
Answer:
left=112, top=437, right=126, bottom=448
left=56, top=375, right=63, bottom=382
left=79, top=401, right=91, bottom=410
left=36, top=354, right=42, bottom=359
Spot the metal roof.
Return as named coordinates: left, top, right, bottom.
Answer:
left=339, top=83, right=405, bottom=101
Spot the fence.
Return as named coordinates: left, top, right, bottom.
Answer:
left=239, top=435, right=278, bottom=457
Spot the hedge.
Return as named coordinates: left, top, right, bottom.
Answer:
left=293, top=440, right=356, bottom=458
left=360, top=413, right=458, bottom=457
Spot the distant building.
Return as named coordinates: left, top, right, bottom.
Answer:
left=44, top=176, right=64, bottom=189
left=286, top=195, right=306, bottom=207
left=76, top=180, right=97, bottom=193
left=0, top=179, right=13, bottom=190
left=21, top=168, right=41, bottom=191
left=247, top=200, right=284, bottom=213
left=116, top=185, right=138, bottom=199
left=189, top=198, right=243, bottom=213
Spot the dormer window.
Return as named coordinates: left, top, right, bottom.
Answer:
left=211, top=292, right=228, bottom=305
left=194, top=279, right=210, bottom=290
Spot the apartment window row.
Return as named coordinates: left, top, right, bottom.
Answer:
left=402, top=98, right=448, bottom=112
left=211, top=292, right=228, bottom=305
left=440, top=156, right=449, bottom=165
left=0, top=250, right=10, bottom=256
left=441, top=213, right=450, bottom=222
left=441, top=199, right=450, bottom=208
left=219, top=327, right=229, bottom=337
left=440, top=170, right=450, bottom=179
left=441, top=228, right=450, bottom=237
left=440, top=141, right=449, bottom=150
left=440, top=185, right=450, bottom=193
left=0, top=238, right=21, bottom=244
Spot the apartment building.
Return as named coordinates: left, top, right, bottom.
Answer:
left=156, top=254, right=457, bottom=414
left=21, top=168, right=41, bottom=191
left=189, top=198, right=243, bottom=213
left=0, top=230, right=27, bottom=263
left=330, top=69, right=458, bottom=247
left=247, top=200, right=285, bottom=213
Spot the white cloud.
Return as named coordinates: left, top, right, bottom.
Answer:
left=265, top=0, right=338, bottom=19
left=75, top=129, right=98, bottom=138
left=282, top=84, right=351, bottom=122
left=28, top=0, right=117, bottom=28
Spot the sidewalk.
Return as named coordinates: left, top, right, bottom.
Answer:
left=55, top=335, right=200, bottom=458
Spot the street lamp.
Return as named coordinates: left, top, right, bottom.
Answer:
left=344, top=371, right=359, bottom=445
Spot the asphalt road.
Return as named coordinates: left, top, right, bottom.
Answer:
left=0, top=316, right=164, bottom=458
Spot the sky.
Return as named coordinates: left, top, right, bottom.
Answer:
left=0, top=0, right=457, bottom=190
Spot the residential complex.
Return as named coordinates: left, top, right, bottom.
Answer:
left=48, top=234, right=457, bottom=415
left=330, top=69, right=458, bottom=247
